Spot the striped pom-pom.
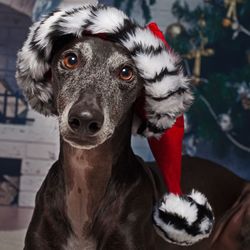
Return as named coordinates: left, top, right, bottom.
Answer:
left=153, top=190, right=214, bottom=246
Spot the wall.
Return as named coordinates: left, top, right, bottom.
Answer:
left=0, top=1, right=59, bottom=207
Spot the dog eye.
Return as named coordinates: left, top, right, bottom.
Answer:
left=63, top=53, right=78, bottom=69
left=119, top=66, right=134, bottom=81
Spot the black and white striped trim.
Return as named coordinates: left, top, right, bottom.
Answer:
left=16, top=3, right=193, bottom=137
left=153, top=190, right=214, bottom=246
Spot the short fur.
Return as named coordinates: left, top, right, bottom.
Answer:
left=16, top=4, right=214, bottom=249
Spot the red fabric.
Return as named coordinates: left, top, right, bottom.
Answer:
left=134, top=22, right=184, bottom=195
left=147, top=22, right=171, bottom=50
left=148, top=116, right=184, bottom=194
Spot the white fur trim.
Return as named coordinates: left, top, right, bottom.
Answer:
left=154, top=212, right=210, bottom=246
left=146, top=94, right=185, bottom=116
left=34, top=11, right=65, bottom=55
left=122, top=27, right=163, bottom=50
left=189, top=189, right=208, bottom=206
left=58, top=8, right=93, bottom=37
left=153, top=190, right=214, bottom=246
left=88, top=7, right=129, bottom=33
left=133, top=51, right=177, bottom=79
left=144, top=75, right=188, bottom=98
left=159, top=193, right=198, bottom=226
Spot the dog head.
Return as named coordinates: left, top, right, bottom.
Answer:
left=16, top=4, right=193, bottom=149
left=50, top=36, right=143, bottom=149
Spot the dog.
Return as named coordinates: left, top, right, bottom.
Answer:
left=16, top=4, right=249, bottom=250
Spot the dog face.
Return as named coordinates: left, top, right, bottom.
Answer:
left=50, top=37, right=143, bottom=149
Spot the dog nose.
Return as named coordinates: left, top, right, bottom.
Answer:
left=68, top=110, right=104, bottom=135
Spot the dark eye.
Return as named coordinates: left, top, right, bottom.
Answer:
left=119, top=66, right=134, bottom=81
left=63, top=53, right=78, bottom=69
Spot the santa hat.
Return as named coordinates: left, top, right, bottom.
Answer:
left=134, top=23, right=214, bottom=245
left=16, top=3, right=214, bottom=246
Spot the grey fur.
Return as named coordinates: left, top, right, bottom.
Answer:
left=50, top=37, right=143, bottom=148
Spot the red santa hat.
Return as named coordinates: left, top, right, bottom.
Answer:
left=135, top=23, right=214, bottom=245
left=16, top=3, right=214, bottom=246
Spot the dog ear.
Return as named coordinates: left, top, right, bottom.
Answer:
left=16, top=69, right=56, bottom=116
left=16, top=29, right=56, bottom=116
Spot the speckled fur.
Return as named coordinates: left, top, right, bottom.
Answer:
left=51, top=37, right=143, bottom=149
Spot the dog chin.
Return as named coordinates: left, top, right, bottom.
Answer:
left=63, top=133, right=112, bottom=150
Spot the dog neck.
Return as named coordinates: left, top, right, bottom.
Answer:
left=59, top=112, right=135, bottom=238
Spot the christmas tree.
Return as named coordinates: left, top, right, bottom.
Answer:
left=108, top=0, right=250, bottom=178
left=113, top=0, right=156, bottom=23
left=166, top=0, right=250, bottom=172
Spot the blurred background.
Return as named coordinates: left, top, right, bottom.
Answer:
left=0, top=0, right=249, bottom=249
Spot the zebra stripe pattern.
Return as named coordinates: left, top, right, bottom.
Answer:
left=153, top=190, right=214, bottom=246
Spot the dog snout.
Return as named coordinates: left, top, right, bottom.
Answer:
left=68, top=106, right=104, bottom=136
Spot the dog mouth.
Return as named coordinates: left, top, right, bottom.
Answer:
left=59, top=105, right=114, bottom=149
left=63, top=136, right=98, bottom=149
